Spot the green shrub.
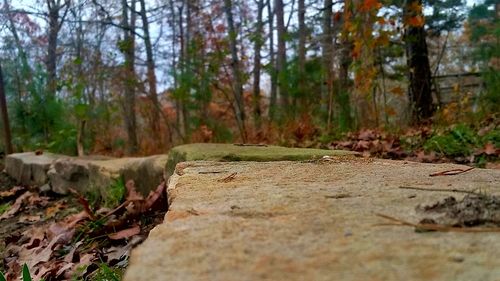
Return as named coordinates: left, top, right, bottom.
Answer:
left=424, top=124, right=478, bottom=157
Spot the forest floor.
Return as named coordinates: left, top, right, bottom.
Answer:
left=0, top=170, right=167, bottom=280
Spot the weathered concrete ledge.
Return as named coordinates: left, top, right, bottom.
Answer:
left=4, top=152, right=168, bottom=195
left=125, top=159, right=500, bottom=281
left=4, top=144, right=354, bottom=195
left=165, top=143, right=357, bottom=177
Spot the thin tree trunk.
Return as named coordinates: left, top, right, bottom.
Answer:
left=139, top=0, right=161, bottom=142
left=404, top=0, right=434, bottom=124
left=275, top=0, right=289, bottom=112
left=0, top=62, right=13, bottom=154
left=46, top=0, right=69, bottom=97
left=297, top=0, right=306, bottom=110
left=267, top=0, right=278, bottom=120
left=122, top=0, right=139, bottom=154
left=252, top=0, right=265, bottom=128
left=224, top=0, right=247, bottom=141
left=322, top=0, right=334, bottom=131
left=337, top=1, right=353, bottom=130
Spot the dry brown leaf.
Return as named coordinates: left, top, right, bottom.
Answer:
left=0, top=191, right=31, bottom=220
left=126, top=180, right=144, bottom=201
left=484, top=142, right=498, bottom=155
left=108, top=225, right=140, bottom=240
left=64, top=241, right=83, bottom=263
left=0, top=186, right=25, bottom=199
left=18, top=214, right=41, bottom=223
left=46, top=201, right=67, bottom=218
left=145, top=182, right=167, bottom=211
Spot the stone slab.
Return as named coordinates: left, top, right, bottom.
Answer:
left=5, top=152, right=65, bottom=187
left=165, top=143, right=357, bottom=177
left=4, top=152, right=167, bottom=195
left=125, top=159, right=500, bottom=281
left=88, top=154, right=169, bottom=196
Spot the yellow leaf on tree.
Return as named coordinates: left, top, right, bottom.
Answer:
left=376, top=33, right=389, bottom=46
left=352, top=40, right=362, bottom=59
left=410, top=2, right=423, bottom=13
left=385, top=106, right=397, bottom=116
left=390, top=86, right=405, bottom=96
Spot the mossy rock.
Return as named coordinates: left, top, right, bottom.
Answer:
left=165, top=143, right=357, bottom=177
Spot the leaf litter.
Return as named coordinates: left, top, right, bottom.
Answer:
left=0, top=174, right=168, bottom=280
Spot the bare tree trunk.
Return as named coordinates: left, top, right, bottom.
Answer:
left=73, top=1, right=87, bottom=156
left=404, top=0, right=434, bottom=124
left=181, top=0, right=191, bottom=137
left=139, top=0, right=162, bottom=143
left=275, top=0, right=289, bottom=112
left=297, top=0, right=306, bottom=110
left=176, top=3, right=186, bottom=138
left=122, top=0, right=139, bottom=154
left=46, top=0, right=69, bottom=97
left=0, top=62, right=13, bottom=154
left=76, top=120, right=86, bottom=156
left=322, top=0, right=334, bottom=131
left=267, top=0, right=278, bottom=121
left=252, top=0, right=265, bottom=128
left=337, top=1, right=353, bottom=130
left=224, top=0, right=247, bottom=142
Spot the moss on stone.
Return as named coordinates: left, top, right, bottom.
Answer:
left=165, top=143, right=356, bottom=177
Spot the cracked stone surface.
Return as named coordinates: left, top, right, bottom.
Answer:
left=124, top=158, right=500, bottom=281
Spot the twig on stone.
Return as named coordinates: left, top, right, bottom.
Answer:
left=374, top=213, right=500, bottom=233
left=429, top=167, right=474, bottom=177
left=233, top=143, right=267, bottom=147
left=218, top=172, right=237, bottom=183
left=398, top=186, right=480, bottom=195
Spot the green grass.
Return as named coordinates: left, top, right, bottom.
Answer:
left=102, top=178, right=126, bottom=208
left=90, top=264, right=123, bottom=281
left=0, top=203, right=10, bottom=215
left=423, top=124, right=499, bottom=158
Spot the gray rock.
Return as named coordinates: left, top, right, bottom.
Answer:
left=47, top=158, right=93, bottom=194
left=88, top=154, right=169, bottom=196
left=5, top=152, right=64, bottom=187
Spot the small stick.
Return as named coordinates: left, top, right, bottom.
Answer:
left=233, top=143, right=268, bottom=147
left=375, top=213, right=500, bottom=233
left=399, top=186, right=479, bottom=195
left=218, top=172, right=237, bottom=183
left=429, top=167, right=474, bottom=177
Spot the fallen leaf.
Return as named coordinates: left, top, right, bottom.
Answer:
left=0, top=186, right=26, bottom=200
left=358, top=129, right=377, bottom=141
left=484, top=142, right=498, bottom=155
left=55, top=262, right=75, bottom=279
left=126, top=180, right=143, bottom=201
left=46, top=201, right=67, bottom=218
left=0, top=191, right=31, bottom=220
left=145, top=182, right=167, bottom=211
left=108, top=225, right=140, bottom=240
left=19, top=214, right=41, bottom=223
left=64, top=241, right=83, bottom=263
left=69, top=188, right=96, bottom=221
